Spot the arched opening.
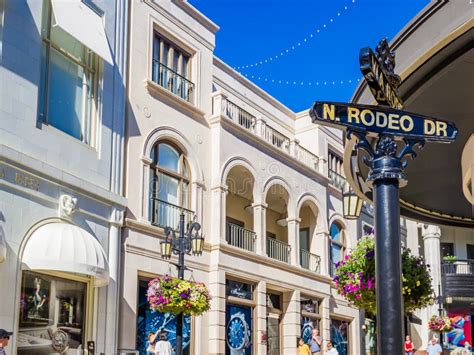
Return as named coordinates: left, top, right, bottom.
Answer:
left=149, top=141, right=191, bottom=229
left=329, top=221, right=346, bottom=276
left=265, top=184, right=290, bottom=263
left=299, top=201, right=321, bottom=273
left=225, top=165, right=256, bottom=252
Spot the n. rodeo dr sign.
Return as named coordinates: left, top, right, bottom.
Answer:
left=310, top=102, right=458, bottom=142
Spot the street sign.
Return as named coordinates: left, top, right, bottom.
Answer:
left=310, top=101, right=458, bottom=142
left=360, top=40, right=403, bottom=109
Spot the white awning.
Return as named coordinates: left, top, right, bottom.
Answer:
left=50, top=0, right=113, bottom=64
left=22, top=222, right=109, bottom=287
left=0, top=225, right=6, bottom=263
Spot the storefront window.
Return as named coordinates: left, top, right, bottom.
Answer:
left=18, top=271, right=86, bottom=354
left=226, top=279, right=254, bottom=355
left=226, top=304, right=252, bottom=355
left=300, top=297, right=321, bottom=344
left=137, top=279, right=190, bottom=355
left=330, top=318, right=350, bottom=355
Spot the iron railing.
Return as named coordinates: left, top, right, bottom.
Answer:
left=152, top=60, right=195, bottom=103
left=441, top=259, right=474, bottom=275
left=150, top=198, right=194, bottom=230
left=261, top=125, right=290, bottom=153
left=295, top=145, right=320, bottom=171
left=300, top=249, right=321, bottom=273
left=266, top=237, right=291, bottom=263
left=226, top=222, right=256, bottom=252
left=222, top=99, right=256, bottom=132
left=328, top=169, right=348, bottom=190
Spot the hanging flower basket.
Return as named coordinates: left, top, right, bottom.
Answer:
left=333, top=236, right=434, bottom=316
left=147, top=275, right=212, bottom=316
left=428, top=315, right=453, bottom=332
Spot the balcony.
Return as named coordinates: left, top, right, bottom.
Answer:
left=226, top=222, right=256, bottom=252
left=213, top=93, right=321, bottom=174
left=441, top=259, right=474, bottom=298
left=150, top=198, right=194, bottom=230
left=300, top=249, right=321, bottom=273
left=152, top=60, right=195, bottom=103
left=328, top=169, right=348, bottom=190
left=266, top=237, right=291, bottom=264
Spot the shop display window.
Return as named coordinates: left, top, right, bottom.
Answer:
left=330, top=318, right=350, bottom=355
left=300, top=297, right=321, bottom=345
left=226, top=304, right=253, bottom=355
left=136, top=279, right=191, bottom=355
left=18, top=271, right=86, bottom=354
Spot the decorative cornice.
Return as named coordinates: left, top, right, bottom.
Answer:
left=219, top=243, right=333, bottom=284
left=171, top=0, right=220, bottom=34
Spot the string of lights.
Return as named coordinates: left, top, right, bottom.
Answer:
left=234, top=0, right=358, bottom=70
left=243, top=73, right=361, bottom=86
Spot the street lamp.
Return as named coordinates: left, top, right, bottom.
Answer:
left=434, top=283, right=445, bottom=348
left=160, top=213, right=204, bottom=355
left=343, top=187, right=363, bottom=219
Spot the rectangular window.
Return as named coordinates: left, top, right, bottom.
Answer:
left=467, top=244, right=474, bottom=260
left=137, top=279, right=191, bottom=355
left=152, top=32, right=194, bottom=102
left=328, top=150, right=346, bottom=190
left=225, top=279, right=254, bottom=355
left=330, top=318, right=350, bottom=355
left=299, top=228, right=310, bottom=252
left=18, top=271, right=87, bottom=354
left=38, top=1, right=99, bottom=145
left=441, top=243, right=455, bottom=258
left=300, top=296, right=321, bottom=345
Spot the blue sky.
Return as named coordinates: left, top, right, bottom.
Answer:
left=191, top=0, right=429, bottom=112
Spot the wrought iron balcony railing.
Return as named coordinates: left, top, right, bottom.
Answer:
left=266, top=237, right=291, bottom=263
left=328, top=169, right=348, bottom=190
left=441, top=259, right=474, bottom=275
left=222, top=99, right=256, bottom=132
left=152, top=60, right=195, bottom=103
left=226, top=222, right=256, bottom=252
left=150, top=198, right=194, bottom=230
left=300, top=249, right=321, bottom=273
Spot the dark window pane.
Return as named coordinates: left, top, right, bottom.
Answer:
left=226, top=280, right=253, bottom=300
left=441, top=243, right=454, bottom=258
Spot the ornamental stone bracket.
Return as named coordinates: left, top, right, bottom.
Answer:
left=58, top=194, right=78, bottom=219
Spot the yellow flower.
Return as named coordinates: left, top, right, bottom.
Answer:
left=416, top=281, right=420, bottom=286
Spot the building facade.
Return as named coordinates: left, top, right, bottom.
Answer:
left=120, top=1, right=361, bottom=354
left=0, top=0, right=127, bottom=353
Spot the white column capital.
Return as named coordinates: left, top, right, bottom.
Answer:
left=421, top=224, right=441, bottom=239
left=252, top=202, right=268, bottom=209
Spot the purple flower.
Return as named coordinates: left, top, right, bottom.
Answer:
left=180, top=293, right=188, bottom=299
left=365, top=250, right=375, bottom=258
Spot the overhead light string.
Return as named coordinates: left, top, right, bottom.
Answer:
left=233, top=0, right=358, bottom=71
left=243, top=73, right=361, bottom=86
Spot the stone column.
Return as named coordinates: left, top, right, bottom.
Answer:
left=321, top=297, right=331, bottom=346
left=255, top=115, right=266, bottom=138
left=421, top=224, right=442, bottom=330
left=256, top=281, right=267, bottom=354
left=253, top=202, right=267, bottom=255
left=208, top=269, right=226, bottom=355
left=316, top=232, right=331, bottom=276
left=140, top=156, right=153, bottom=222
left=282, top=290, right=300, bottom=355
left=210, top=184, right=228, bottom=245
left=289, top=138, right=300, bottom=158
left=287, top=218, right=301, bottom=267
left=191, top=180, right=205, bottom=224
left=422, top=224, right=442, bottom=292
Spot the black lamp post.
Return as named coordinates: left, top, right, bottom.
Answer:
left=434, top=283, right=445, bottom=348
left=160, top=213, right=204, bottom=355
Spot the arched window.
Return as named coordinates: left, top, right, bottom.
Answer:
left=330, top=222, right=346, bottom=276
left=149, top=142, right=191, bottom=228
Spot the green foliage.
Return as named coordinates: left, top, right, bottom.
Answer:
left=333, top=236, right=434, bottom=316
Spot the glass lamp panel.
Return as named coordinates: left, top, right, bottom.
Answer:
left=158, top=143, right=180, bottom=172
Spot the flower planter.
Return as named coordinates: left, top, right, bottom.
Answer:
left=147, top=275, right=211, bottom=316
